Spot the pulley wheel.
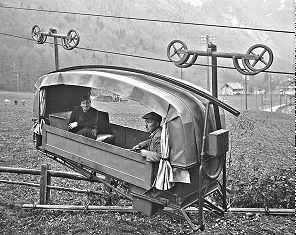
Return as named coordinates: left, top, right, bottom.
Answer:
left=233, top=57, right=259, bottom=76
left=61, top=38, right=71, bottom=50
left=63, top=29, right=80, bottom=50
left=37, top=34, right=47, bottom=44
left=167, top=40, right=190, bottom=65
left=243, top=44, right=273, bottom=72
left=31, top=25, right=42, bottom=42
left=174, top=54, right=198, bottom=68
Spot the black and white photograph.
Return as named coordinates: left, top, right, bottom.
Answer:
left=0, top=0, right=294, bottom=234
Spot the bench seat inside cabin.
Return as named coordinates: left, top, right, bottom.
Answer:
left=48, top=110, right=115, bottom=144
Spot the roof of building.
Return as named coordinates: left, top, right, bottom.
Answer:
left=222, top=82, right=244, bottom=90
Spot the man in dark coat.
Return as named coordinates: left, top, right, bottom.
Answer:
left=68, top=96, right=98, bottom=139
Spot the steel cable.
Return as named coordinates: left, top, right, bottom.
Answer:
left=0, top=32, right=294, bottom=75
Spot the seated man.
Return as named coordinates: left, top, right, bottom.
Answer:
left=68, top=95, right=98, bottom=139
left=132, top=112, right=162, bottom=180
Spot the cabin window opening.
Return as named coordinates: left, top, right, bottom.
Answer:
left=90, top=88, right=152, bottom=149
left=91, top=88, right=151, bottom=131
left=45, top=85, right=90, bottom=119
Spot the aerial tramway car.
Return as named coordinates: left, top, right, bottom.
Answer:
left=32, top=65, right=240, bottom=231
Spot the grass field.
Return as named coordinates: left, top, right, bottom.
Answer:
left=220, top=93, right=292, bottom=111
left=0, top=91, right=294, bottom=234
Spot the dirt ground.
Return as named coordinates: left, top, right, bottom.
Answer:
left=0, top=91, right=294, bottom=234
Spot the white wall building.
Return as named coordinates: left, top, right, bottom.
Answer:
left=221, top=82, right=244, bottom=95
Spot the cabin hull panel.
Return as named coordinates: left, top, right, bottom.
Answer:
left=42, top=124, right=153, bottom=190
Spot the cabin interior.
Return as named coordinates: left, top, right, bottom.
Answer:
left=42, top=84, right=149, bottom=149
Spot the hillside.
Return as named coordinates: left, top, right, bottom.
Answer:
left=0, top=0, right=294, bottom=91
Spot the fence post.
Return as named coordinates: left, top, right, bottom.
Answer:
left=46, top=164, right=51, bottom=203
left=40, top=164, right=51, bottom=204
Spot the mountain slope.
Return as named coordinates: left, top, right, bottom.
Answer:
left=0, top=0, right=294, bottom=91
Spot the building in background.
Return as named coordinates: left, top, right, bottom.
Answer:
left=279, top=78, right=295, bottom=97
left=221, top=82, right=244, bottom=95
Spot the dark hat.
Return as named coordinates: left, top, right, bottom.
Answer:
left=142, top=112, right=162, bottom=123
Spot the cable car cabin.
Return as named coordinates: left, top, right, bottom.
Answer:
left=32, top=65, right=240, bottom=231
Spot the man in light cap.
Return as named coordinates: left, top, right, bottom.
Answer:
left=132, top=112, right=162, bottom=179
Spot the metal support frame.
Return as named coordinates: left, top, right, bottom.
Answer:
left=52, top=28, right=60, bottom=70
left=194, top=101, right=228, bottom=230
left=167, top=40, right=273, bottom=76
left=209, top=43, right=218, bottom=98
left=43, top=151, right=133, bottom=201
left=31, top=25, right=80, bottom=70
left=159, top=101, right=227, bottom=231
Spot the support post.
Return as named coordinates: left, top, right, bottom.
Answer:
left=40, top=164, right=50, bottom=204
left=209, top=44, right=221, bottom=127
left=16, top=74, right=19, bottom=92
left=208, top=46, right=227, bottom=214
left=210, top=43, right=218, bottom=98
left=54, top=37, right=59, bottom=70
left=269, top=74, right=273, bottom=112
left=206, top=35, right=210, bottom=92
left=50, top=28, right=59, bottom=70
left=180, top=68, right=183, bottom=80
left=201, top=34, right=215, bottom=92
left=222, top=153, right=227, bottom=211
left=240, top=93, right=243, bottom=110
left=198, top=165, right=204, bottom=231
left=255, top=90, right=258, bottom=109
left=46, top=164, right=51, bottom=203
left=244, top=75, right=248, bottom=110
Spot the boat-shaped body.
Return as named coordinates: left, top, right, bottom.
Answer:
left=32, top=65, right=239, bottom=231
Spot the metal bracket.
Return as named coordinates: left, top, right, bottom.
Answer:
left=31, top=25, right=80, bottom=50
left=167, top=39, right=273, bottom=75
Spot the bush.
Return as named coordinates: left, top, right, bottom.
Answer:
left=226, top=111, right=294, bottom=209
left=229, top=168, right=294, bottom=208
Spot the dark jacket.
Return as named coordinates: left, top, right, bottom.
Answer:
left=69, top=106, right=98, bottom=133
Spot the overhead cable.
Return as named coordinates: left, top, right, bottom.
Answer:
left=0, top=32, right=293, bottom=75
left=0, top=5, right=294, bottom=34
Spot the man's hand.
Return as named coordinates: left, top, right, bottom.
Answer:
left=140, top=150, right=159, bottom=162
left=132, top=144, right=141, bottom=150
left=68, top=122, right=78, bottom=129
left=91, top=128, right=97, bottom=137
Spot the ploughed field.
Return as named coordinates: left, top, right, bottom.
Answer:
left=0, top=91, right=294, bottom=234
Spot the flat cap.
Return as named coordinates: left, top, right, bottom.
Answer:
left=142, top=112, right=162, bottom=123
